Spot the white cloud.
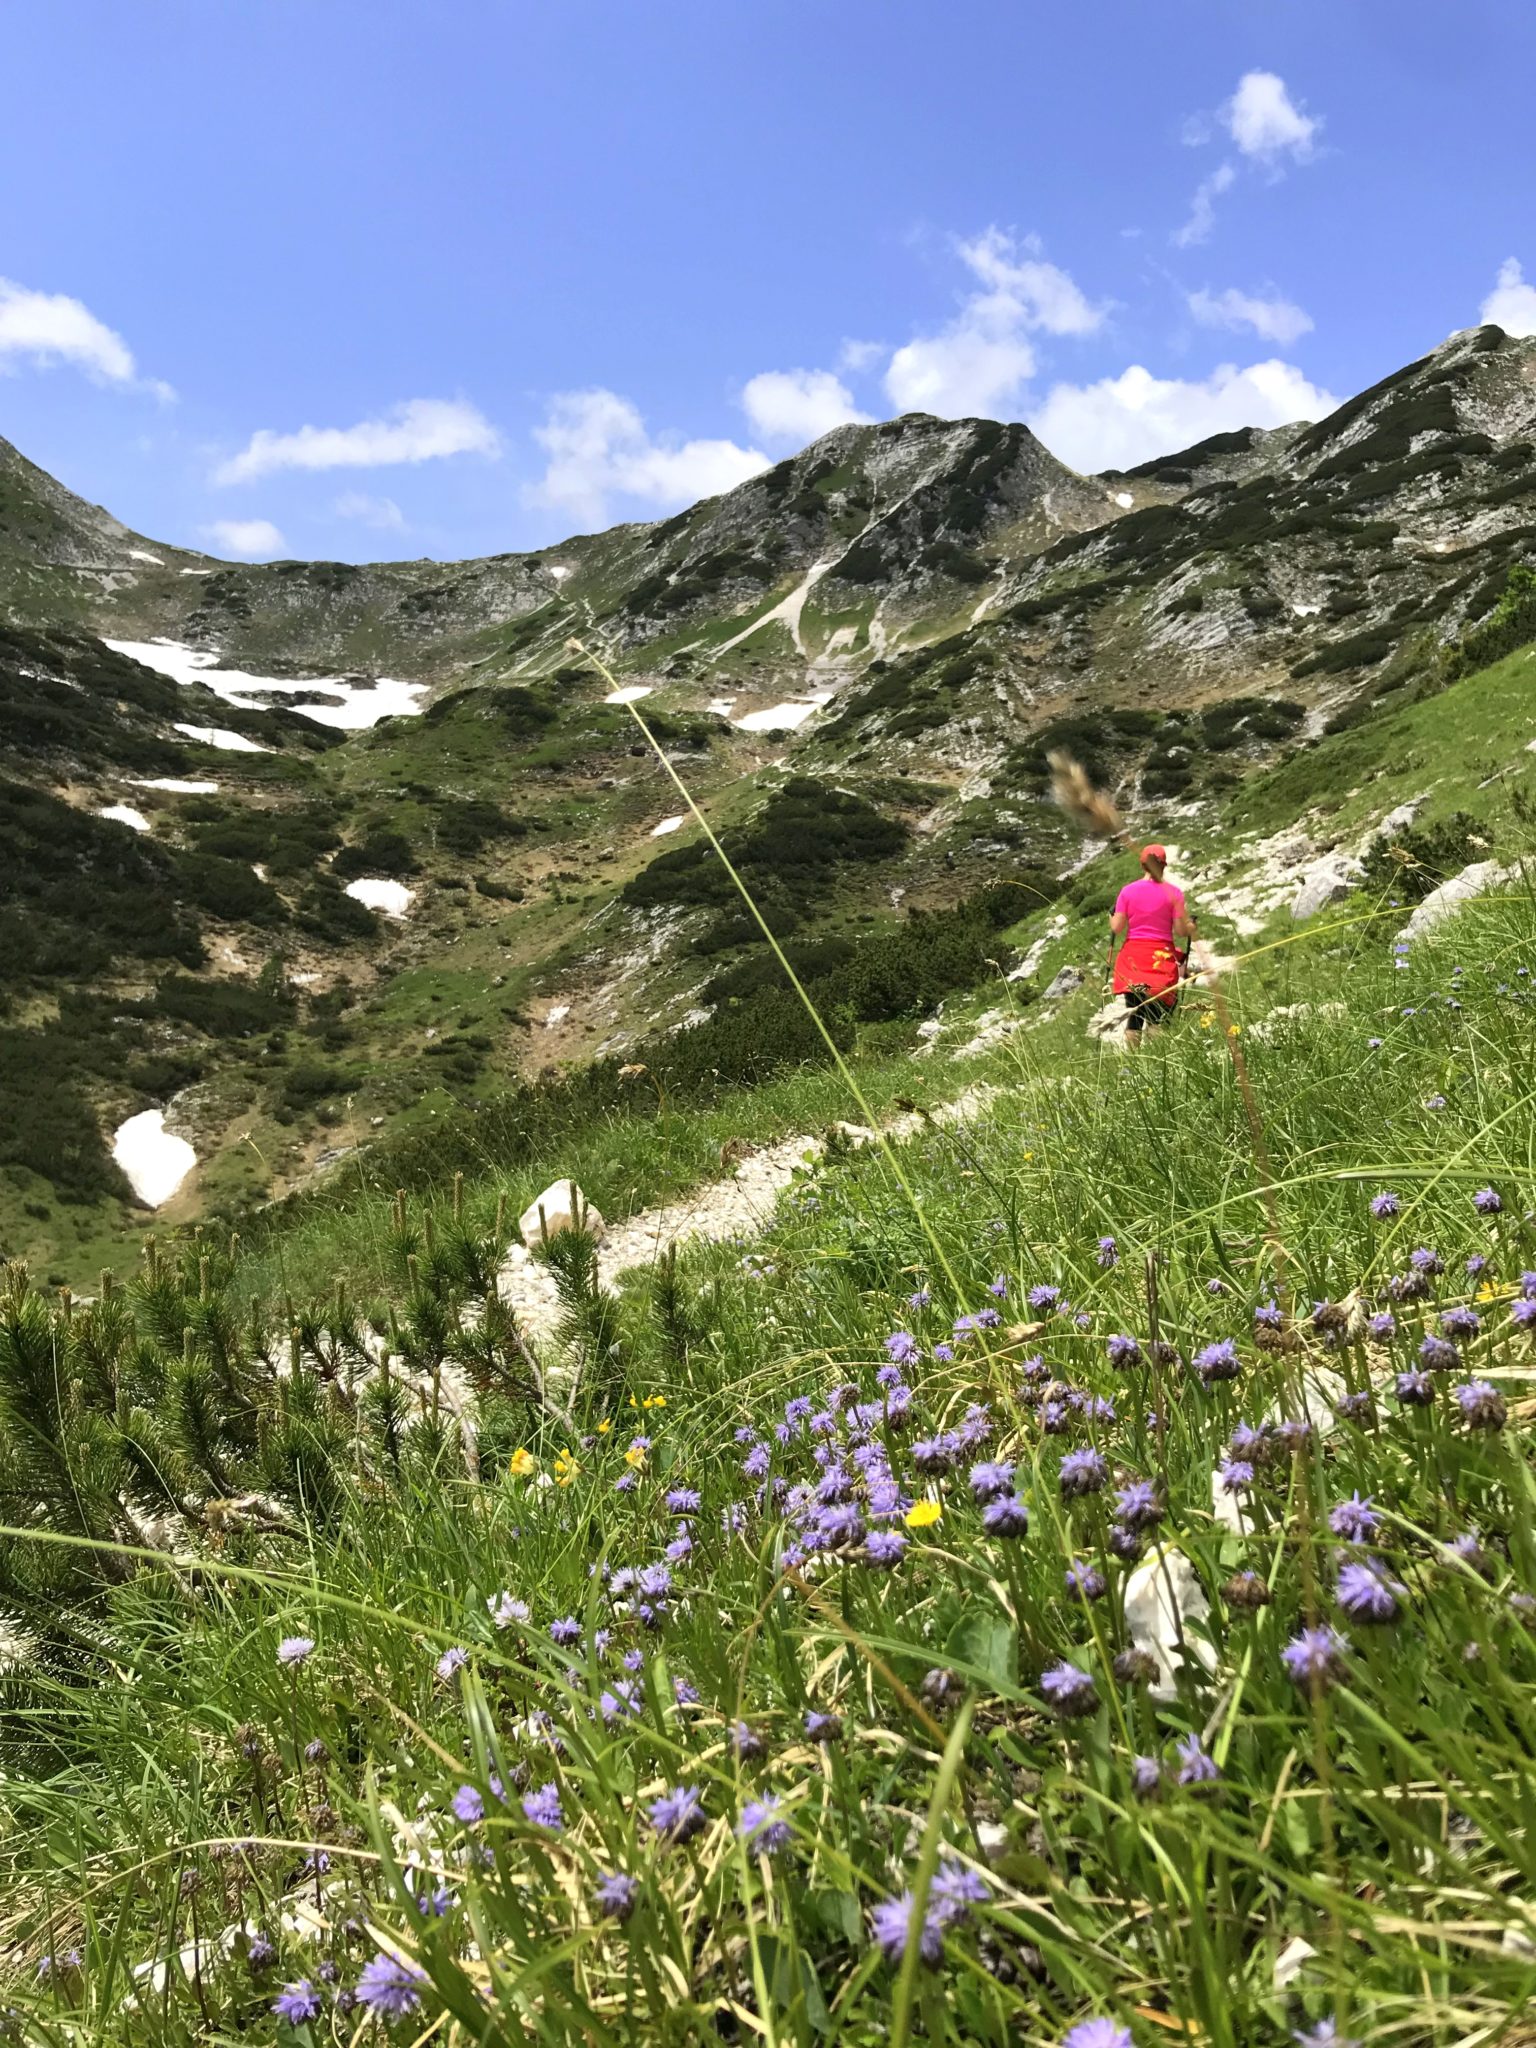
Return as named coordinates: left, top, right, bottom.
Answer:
left=740, top=368, right=871, bottom=444
left=1172, top=162, right=1235, bottom=248
left=884, top=227, right=1102, bottom=419
left=1029, top=359, right=1340, bottom=474
left=0, top=276, right=171, bottom=397
left=216, top=398, right=499, bottom=484
left=1189, top=286, right=1314, bottom=345
left=527, top=388, right=770, bottom=526
left=1223, top=71, right=1318, bottom=162
left=838, top=338, right=884, bottom=374
left=955, top=227, right=1106, bottom=335
left=1480, top=257, right=1536, bottom=338
left=205, top=518, right=287, bottom=560
left=334, top=491, right=406, bottom=530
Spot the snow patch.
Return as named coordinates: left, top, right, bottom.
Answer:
left=126, top=549, right=164, bottom=565
left=172, top=722, right=271, bottom=753
left=1291, top=601, right=1322, bottom=617
left=1114, top=491, right=1134, bottom=509
left=343, top=878, right=414, bottom=918
left=131, top=777, right=220, bottom=794
left=546, top=564, right=572, bottom=583
left=113, top=1111, right=196, bottom=1208
left=98, top=804, right=151, bottom=833
left=706, top=698, right=736, bottom=716
left=104, top=638, right=426, bottom=731
left=733, top=701, right=818, bottom=734
left=544, top=1004, right=570, bottom=1029
left=650, top=814, right=686, bottom=837
left=179, top=568, right=213, bottom=576
left=605, top=685, right=653, bottom=705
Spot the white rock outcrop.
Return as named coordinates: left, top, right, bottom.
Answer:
left=1290, top=852, right=1363, bottom=920
left=1122, top=1544, right=1215, bottom=1698
left=520, top=1179, right=606, bottom=1249
left=1397, top=860, right=1514, bottom=941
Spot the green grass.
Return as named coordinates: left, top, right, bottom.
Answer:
left=6, top=862, right=1536, bottom=2042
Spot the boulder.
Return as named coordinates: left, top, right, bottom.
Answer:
left=1290, top=852, right=1362, bottom=920
left=1043, top=965, right=1085, bottom=1001
left=520, top=1179, right=606, bottom=1249
left=1398, top=860, right=1513, bottom=941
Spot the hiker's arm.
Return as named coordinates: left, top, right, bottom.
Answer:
left=1174, top=907, right=1195, bottom=939
left=1108, top=907, right=1127, bottom=974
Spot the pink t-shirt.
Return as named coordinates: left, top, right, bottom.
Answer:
left=1114, top=875, right=1185, bottom=943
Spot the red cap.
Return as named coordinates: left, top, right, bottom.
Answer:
left=1140, top=843, right=1167, bottom=865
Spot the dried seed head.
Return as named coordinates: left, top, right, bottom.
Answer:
left=1046, top=751, right=1123, bottom=841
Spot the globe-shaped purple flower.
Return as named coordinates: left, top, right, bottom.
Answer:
left=1281, top=1625, right=1350, bottom=1694
left=1455, top=1378, right=1506, bottom=1430
left=1041, top=1661, right=1099, bottom=1718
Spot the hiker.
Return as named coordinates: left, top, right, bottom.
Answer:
left=1107, top=843, right=1194, bottom=1047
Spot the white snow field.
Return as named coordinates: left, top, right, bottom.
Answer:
left=130, top=778, right=221, bottom=794
left=113, top=1112, right=197, bottom=1208
left=343, top=878, right=414, bottom=918
left=732, top=701, right=819, bottom=734
left=104, top=638, right=427, bottom=731
left=172, top=722, right=271, bottom=753
left=604, top=685, right=654, bottom=705
left=98, top=804, right=151, bottom=832
left=649, top=814, right=686, bottom=836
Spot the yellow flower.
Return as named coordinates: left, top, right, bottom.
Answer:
left=1199, top=1012, right=1215, bottom=1030
left=624, top=1444, right=647, bottom=1470
left=507, top=1447, right=537, bottom=1478
left=596, top=1419, right=613, bottom=1435
left=1227, top=1024, right=1241, bottom=1038
left=904, top=1499, right=942, bottom=1530
left=642, top=1394, right=667, bottom=1410
left=553, top=1449, right=580, bottom=1486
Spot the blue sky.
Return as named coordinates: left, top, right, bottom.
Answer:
left=2, top=0, right=1533, bottom=564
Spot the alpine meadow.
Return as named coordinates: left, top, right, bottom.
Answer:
left=8, top=18, right=1536, bottom=2045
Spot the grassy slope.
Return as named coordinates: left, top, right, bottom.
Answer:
left=5, top=878, right=1536, bottom=2041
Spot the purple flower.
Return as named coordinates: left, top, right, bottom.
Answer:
left=988, top=1275, right=1009, bottom=1299
left=1440, top=1305, right=1481, bottom=1339
left=912, top=1434, right=960, bottom=1475
left=1108, top=1525, right=1143, bottom=1562
left=1395, top=1369, right=1435, bottom=1407
left=1063, top=2022, right=1134, bottom=2048
left=435, top=1645, right=470, bottom=1680
left=1206, top=1278, right=1226, bottom=1297
left=594, top=1871, right=639, bottom=1922
left=864, top=1529, right=907, bottom=1568
left=1193, top=1339, right=1241, bottom=1386
left=277, top=1636, right=315, bottom=1667
left=549, top=1617, right=582, bottom=1648
left=1106, top=1333, right=1142, bottom=1369
left=885, top=1331, right=921, bottom=1366
left=487, top=1592, right=529, bottom=1629
left=1418, top=1333, right=1460, bottom=1373
left=1513, top=1298, right=1536, bottom=1331
left=355, top=1954, right=427, bottom=2018
left=1293, top=2021, right=1358, bottom=2048
left=987, top=1490, right=1036, bottom=1540
left=1456, top=1378, right=1507, bottom=1429
left=818, top=1503, right=866, bottom=1550
left=522, top=1782, right=565, bottom=1830
left=674, top=1676, right=700, bottom=1705
left=1411, top=1246, right=1445, bottom=1275
left=451, top=1784, right=484, bottom=1824
left=665, top=1532, right=694, bottom=1563
left=273, top=1979, right=324, bottom=2025
left=1097, top=1236, right=1119, bottom=1268
left=1328, top=1492, right=1378, bottom=1542
left=1218, top=1458, right=1254, bottom=1494
left=1366, top=1311, right=1396, bottom=1342
left=1253, top=1300, right=1284, bottom=1330
left=1065, top=1561, right=1107, bottom=1600
left=246, top=1935, right=276, bottom=1972
left=731, top=1720, right=764, bottom=1761
left=805, top=1709, right=842, bottom=1742
left=907, top=1287, right=932, bottom=1310
left=1028, top=1284, right=1062, bottom=1311
left=969, top=1459, right=1016, bottom=1502
left=930, top=1858, right=989, bottom=1918
left=1174, top=1734, right=1219, bottom=1785
left=1114, top=1480, right=1161, bottom=1531
left=738, top=1795, right=792, bottom=1856
left=649, top=1784, right=706, bottom=1844
left=1282, top=1625, right=1350, bottom=1694
left=637, top=1563, right=673, bottom=1600
left=1473, top=1187, right=1503, bottom=1215
left=870, top=1891, right=943, bottom=1967
left=742, top=1444, right=771, bottom=1481
left=1041, top=1661, right=1099, bottom=1718
left=1466, top=1254, right=1488, bottom=1277
left=932, top=1341, right=954, bottom=1363
left=1370, top=1191, right=1400, bottom=1219
left=1059, top=1447, right=1108, bottom=1498
left=1130, top=1756, right=1162, bottom=1799
left=1337, top=1562, right=1402, bottom=1624
left=666, top=1487, right=701, bottom=1513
